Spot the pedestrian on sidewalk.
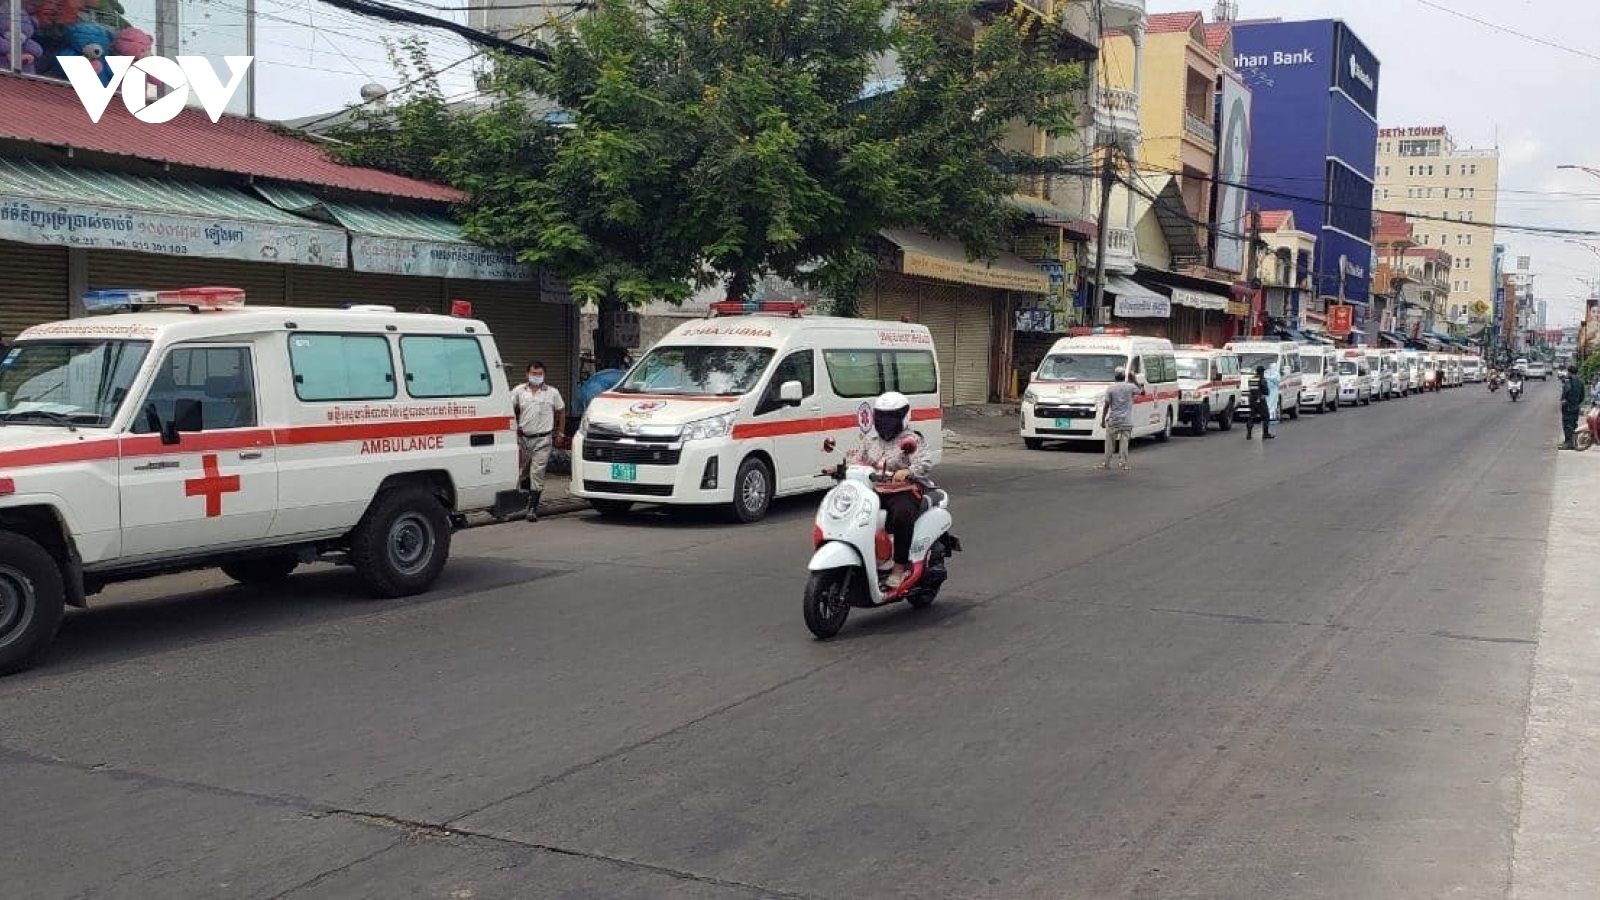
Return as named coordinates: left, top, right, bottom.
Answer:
left=1560, top=365, right=1586, bottom=449
left=1245, top=365, right=1275, bottom=440
left=1097, top=367, right=1139, bottom=471
left=511, top=360, right=566, bottom=520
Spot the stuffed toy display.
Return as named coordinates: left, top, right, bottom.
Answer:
left=111, top=25, right=151, bottom=62
left=51, top=20, right=116, bottom=83
left=0, top=12, right=46, bottom=75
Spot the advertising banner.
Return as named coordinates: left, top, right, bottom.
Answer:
left=1333, top=22, right=1380, bottom=119
left=1115, top=294, right=1171, bottom=318
left=1328, top=304, right=1354, bottom=335
left=1213, top=71, right=1252, bottom=274
left=350, top=236, right=532, bottom=281
left=0, top=195, right=347, bottom=267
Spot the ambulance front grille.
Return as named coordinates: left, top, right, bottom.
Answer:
left=583, top=440, right=683, bottom=466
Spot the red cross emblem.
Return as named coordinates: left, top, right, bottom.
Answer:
left=184, top=453, right=241, bottom=517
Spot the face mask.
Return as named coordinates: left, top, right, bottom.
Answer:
left=528, top=375, right=545, bottom=387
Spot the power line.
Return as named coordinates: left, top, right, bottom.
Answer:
left=309, top=0, right=553, bottom=60
left=1409, top=0, right=1600, bottom=65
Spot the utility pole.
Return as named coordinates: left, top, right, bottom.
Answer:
left=1243, top=205, right=1262, bottom=337
left=1092, top=146, right=1117, bottom=327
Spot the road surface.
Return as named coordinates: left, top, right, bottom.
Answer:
left=0, top=382, right=1569, bottom=898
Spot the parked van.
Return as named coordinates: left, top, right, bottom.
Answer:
left=1297, top=345, right=1341, bottom=413
left=573, top=302, right=943, bottom=523
left=1022, top=328, right=1180, bottom=447
left=1174, top=345, right=1242, bottom=435
left=1363, top=348, right=1401, bottom=400
left=1399, top=350, right=1424, bottom=394
left=1337, top=349, right=1376, bottom=405
left=1420, top=353, right=1443, bottom=392
left=1462, top=357, right=1484, bottom=383
left=1223, top=340, right=1305, bottom=420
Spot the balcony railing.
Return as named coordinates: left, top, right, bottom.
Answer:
left=1183, top=110, right=1214, bottom=144
left=1089, top=226, right=1137, bottom=274
left=1100, top=0, right=1146, bottom=33
left=1093, top=86, right=1141, bottom=146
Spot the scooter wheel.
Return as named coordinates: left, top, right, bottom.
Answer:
left=803, top=568, right=853, bottom=639
left=1577, top=431, right=1594, bottom=452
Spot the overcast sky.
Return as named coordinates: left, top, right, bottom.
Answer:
left=249, top=0, right=1600, bottom=325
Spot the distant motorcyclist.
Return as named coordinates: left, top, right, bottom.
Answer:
left=847, top=391, right=932, bottom=588
left=1560, top=366, right=1587, bottom=449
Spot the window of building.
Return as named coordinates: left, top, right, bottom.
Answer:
left=1445, top=164, right=1452, bottom=175
left=399, top=336, right=492, bottom=398
left=1466, top=234, right=1474, bottom=245
left=1400, top=139, right=1441, bottom=157
left=288, top=333, right=397, bottom=402
left=1443, top=187, right=1451, bottom=199
left=1407, top=165, right=1415, bottom=177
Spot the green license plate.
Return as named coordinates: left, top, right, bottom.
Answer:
left=1054, top=418, right=1070, bottom=428
left=611, top=463, right=638, bottom=481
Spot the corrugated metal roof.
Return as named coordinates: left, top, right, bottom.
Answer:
left=253, top=181, right=470, bottom=243
left=0, top=72, right=463, bottom=203
left=0, top=157, right=325, bottom=226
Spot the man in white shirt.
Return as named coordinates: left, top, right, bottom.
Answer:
left=510, top=360, right=566, bottom=521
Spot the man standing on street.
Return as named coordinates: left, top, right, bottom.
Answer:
left=1559, top=365, right=1586, bottom=449
left=512, top=360, right=566, bottom=520
left=1097, top=367, right=1139, bottom=471
left=1245, top=365, right=1274, bottom=440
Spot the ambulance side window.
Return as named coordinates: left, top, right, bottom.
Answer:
left=758, top=350, right=814, bottom=414
left=289, top=334, right=396, bottom=402
left=133, top=346, right=257, bottom=433
left=400, top=336, right=491, bottom=398
left=890, top=351, right=938, bottom=395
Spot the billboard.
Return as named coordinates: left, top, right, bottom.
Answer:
left=1333, top=22, right=1380, bottom=118
left=1212, top=71, right=1252, bottom=273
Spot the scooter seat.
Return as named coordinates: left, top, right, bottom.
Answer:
left=921, top=489, right=948, bottom=511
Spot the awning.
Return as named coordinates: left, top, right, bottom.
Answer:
left=1169, top=287, right=1229, bottom=311
left=1006, top=194, right=1082, bottom=229
left=0, top=157, right=347, bottom=267
left=879, top=228, right=1050, bottom=294
left=1105, top=275, right=1171, bottom=318
left=1379, top=331, right=1408, bottom=347
left=255, top=183, right=532, bottom=281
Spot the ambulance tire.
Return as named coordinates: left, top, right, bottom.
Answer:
left=590, top=500, right=634, bottom=518
left=728, top=456, right=773, bottom=524
left=0, top=532, right=66, bottom=676
left=221, top=554, right=299, bottom=586
left=1287, top=402, right=1300, bottom=420
left=350, top=487, right=452, bottom=598
left=1217, top=402, right=1234, bottom=431
left=1155, top=411, right=1173, bottom=443
left=1024, top=438, right=1044, bottom=450
left=1190, top=408, right=1207, bottom=436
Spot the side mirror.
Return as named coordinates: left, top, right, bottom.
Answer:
left=171, top=398, right=204, bottom=441
left=1030, top=371, right=1040, bottom=382
left=779, top=380, right=803, bottom=406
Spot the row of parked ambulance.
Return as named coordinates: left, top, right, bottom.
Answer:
left=1019, top=328, right=1485, bottom=447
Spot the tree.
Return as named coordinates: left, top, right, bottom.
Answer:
left=333, top=0, right=1083, bottom=361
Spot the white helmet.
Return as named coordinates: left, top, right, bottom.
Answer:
left=871, top=391, right=911, bottom=439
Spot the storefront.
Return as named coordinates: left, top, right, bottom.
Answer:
left=865, top=229, right=1049, bottom=406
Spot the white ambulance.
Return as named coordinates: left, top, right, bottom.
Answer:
left=1173, top=345, right=1242, bottom=435
left=572, top=302, right=943, bottom=523
left=1021, top=328, right=1180, bottom=447
left=1296, top=345, right=1341, bottom=413
left=1223, top=340, right=1306, bottom=420
left=1336, top=349, right=1376, bottom=405
left=0, top=287, right=520, bottom=675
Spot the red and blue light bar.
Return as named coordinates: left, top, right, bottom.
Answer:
left=82, top=286, right=246, bottom=313
left=709, top=300, right=807, bottom=318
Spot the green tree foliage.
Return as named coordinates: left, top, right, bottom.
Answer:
left=332, top=1, right=1084, bottom=311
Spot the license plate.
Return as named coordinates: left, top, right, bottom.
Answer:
left=610, top=463, right=637, bottom=481
left=1054, top=418, right=1071, bottom=428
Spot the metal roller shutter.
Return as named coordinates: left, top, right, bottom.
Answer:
left=288, top=268, right=443, bottom=313
left=915, top=283, right=960, bottom=407
left=444, top=280, right=574, bottom=397
left=870, top=275, right=919, bottom=324
left=0, top=241, right=69, bottom=337
left=85, top=250, right=289, bottom=303
left=954, top=295, right=994, bottom=405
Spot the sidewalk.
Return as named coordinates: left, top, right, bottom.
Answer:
left=1512, top=451, right=1600, bottom=898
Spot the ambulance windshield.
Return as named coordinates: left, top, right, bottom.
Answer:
left=617, top=345, right=776, bottom=396
left=1300, top=356, right=1324, bottom=374
left=0, top=340, right=151, bottom=427
left=1238, top=353, right=1278, bottom=372
left=1174, top=358, right=1209, bottom=380
left=1037, top=352, right=1126, bottom=382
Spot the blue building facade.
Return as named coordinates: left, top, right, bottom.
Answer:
left=1230, top=20, right=1381, bottom=330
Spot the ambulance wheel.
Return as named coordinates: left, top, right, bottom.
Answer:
left=1287, top=403, right=1301, bottom=420
left=728, top=456, right=772, bottom=524
left=1190, top=410, right=1208, bottom=436
left=803, top=568, right=852, bottom=639
left=1155, top=411, right=1173, bottom=443
left=221, top=554, right=299, bottom=586
left=1217, top=403, right=1235, bottom=431
left=350, top=487, right=452, bottom=598
left=590, top=500, right=634, bottom=518
left=0, top=532, right=66, bottom=676
left=1024, top=438, right=1044, bottom=450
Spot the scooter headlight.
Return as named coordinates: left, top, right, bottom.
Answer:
left=826, top=486, right=859, bottom=520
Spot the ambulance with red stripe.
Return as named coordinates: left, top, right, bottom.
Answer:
left=0, top=288, right=519, bottom=675
left=572, top=302, right=943, bottom=523
left=1173, top=345, right=1242, bottom=435
left=1020, top=328, right=1181, bottom=448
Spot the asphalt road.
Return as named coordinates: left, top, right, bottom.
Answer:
left=0, top=380, right=1566, bottom=899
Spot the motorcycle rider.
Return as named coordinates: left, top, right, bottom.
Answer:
left=847, top=391, right=932, bottom=589
left=1508, top=366, right=1524, bottom=398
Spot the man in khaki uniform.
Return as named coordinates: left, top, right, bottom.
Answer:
left=510, top=360, right=566, bottom=521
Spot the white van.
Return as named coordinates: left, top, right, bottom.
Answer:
left=1399, top=350, right=1424, bottom=394
left=1362, top=348, right=1401, bottom=400
left=1297, top=345, right=1341, bottom=413
left=1021, top=329, right=1179, bottom=447
left=573, top=303, right=943, bottom=523
left=1173, top=346, right=1242, bottom=435
left=1224, top=340, right=1305, bottom=420
left=1337, top=349, right=1375, bottom=405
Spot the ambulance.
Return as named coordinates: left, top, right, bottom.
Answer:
left=1363, top=348, right=1401, bottom=400
left=1296, top=344, right=1341, bottom=413
left=1399, top=350, right=1425, bottom=393
left=0, top=288, right=520, bottom=675
left=572, top=302, right=943, bottom=524
left=1336, top=349, right=1376, bottom=405
left=1223, top=340, right=1305, bottom=420
left=1173, top=345, right=1242, bottom=435
left=1021, top=328, right=1180, bottom=447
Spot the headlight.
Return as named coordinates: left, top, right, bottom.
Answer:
left=577, top=413, right=591, bottom=436
left=683, top=411, right=737, bottom=441
left=826, top=485, right=860, bottom=520
left=1181, top=390, right=1196, bottom=401
left=1023, top=389, right=1039, bottom=404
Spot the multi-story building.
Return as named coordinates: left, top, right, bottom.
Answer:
left=1230, top=18, right=1381, bottom=339
left=1372, top=126, right=1499, bottom=334
left=1372, top=211, right=1451, bottom=340
left=1253, top=210, right=1316, bottom=329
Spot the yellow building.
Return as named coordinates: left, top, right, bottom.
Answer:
left=1373, top=127, right=1500, bottom=329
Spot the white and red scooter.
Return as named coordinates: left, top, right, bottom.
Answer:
left=804, top=457, right=960, bottom=639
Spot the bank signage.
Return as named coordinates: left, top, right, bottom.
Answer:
left=1333, top=23, right=1380, bottom=117
left=0, top=195, right=347, bottom=267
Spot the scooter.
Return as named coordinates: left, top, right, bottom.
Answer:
left=804, top=461, right=961, bottom=639
left=1487, top=373, right=1502, bottom=393
left=1575, top=401, right=1600, bottom=451
left=1508, top=379, right=1523, bottom=402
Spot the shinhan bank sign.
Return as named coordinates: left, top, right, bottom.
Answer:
left=62, top=56, right=253, bottom=124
